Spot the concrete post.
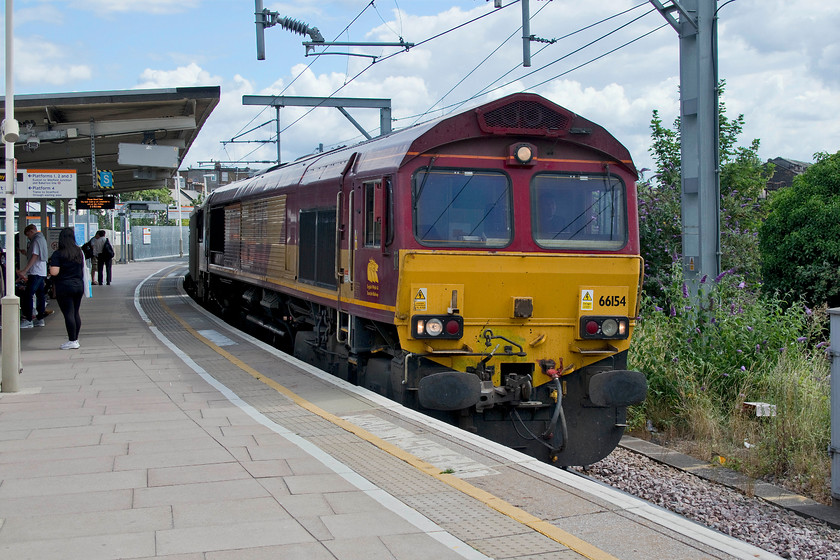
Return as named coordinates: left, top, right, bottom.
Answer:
left=2, top=0, right=21, bottom=393
left=830, top=307, right=840, bottom=503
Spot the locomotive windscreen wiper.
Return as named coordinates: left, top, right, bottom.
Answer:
left=413, top=156, right=437, bottom=210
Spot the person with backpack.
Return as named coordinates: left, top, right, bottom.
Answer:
left=86, top=231, right=101, bottom=285
left=91, top=229, right=114, bottom=285
left=17, top=224, right=49, bottom=328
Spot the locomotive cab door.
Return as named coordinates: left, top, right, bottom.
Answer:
left=336, top=154, right=359, bottom=322
left=354, top=177, right=391, bottom=305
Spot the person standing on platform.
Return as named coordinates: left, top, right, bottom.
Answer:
left=93, top=230, right=114, bottom=285
left=88, top=230, right=103, bottom=285
left=48, top=227, right=85, bottom=350
left=17, top=224, right=49, bottom=328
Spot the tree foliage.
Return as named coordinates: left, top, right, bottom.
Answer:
left=759, top=150, right=840, bottom=307
left=129, top=188, right=175, bottom=205
left=638, top=84, right=772, bottom=303
left=122, top=188, right=176, bottom=226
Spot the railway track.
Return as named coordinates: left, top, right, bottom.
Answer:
left=574, top=446, right=840, bottom=559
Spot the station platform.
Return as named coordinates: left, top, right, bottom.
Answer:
left=0, top=259, right=784, bottom=560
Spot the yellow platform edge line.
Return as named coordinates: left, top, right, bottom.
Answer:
left=156, top=280, right=618, bottom=560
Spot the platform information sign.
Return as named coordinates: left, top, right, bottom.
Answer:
left=14, top=169, right=77, bottom=199
left=77, top=196, right=116, bottom=210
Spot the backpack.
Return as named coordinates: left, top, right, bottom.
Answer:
left=103, top=239, right=115, bottom=260
left=81, top=240, right=93, bottom=259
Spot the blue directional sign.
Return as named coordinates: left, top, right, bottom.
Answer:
left=98, top=169, right=114, bottom=189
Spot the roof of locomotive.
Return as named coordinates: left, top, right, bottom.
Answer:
left=207, top=92, right=637, bottom=207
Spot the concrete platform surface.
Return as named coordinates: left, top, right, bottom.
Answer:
left=0, top=259, right=785, bottom=560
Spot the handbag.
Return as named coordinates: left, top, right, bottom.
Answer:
left=83, top=250, right=93, bottom=298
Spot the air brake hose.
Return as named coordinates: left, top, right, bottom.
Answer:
left=543, top=376, right=567, bottom=452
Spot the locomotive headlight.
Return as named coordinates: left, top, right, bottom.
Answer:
left=509, top=142, right=537, bottom=166
left=411, top=315, right=464, bottom=339
left=601, top=318, right=619, bottom=337
left=579, top=316, right=630, bottom=340
left=425, top=318, right=444, bottom=336
left=514, top=144, right=533, bottom=164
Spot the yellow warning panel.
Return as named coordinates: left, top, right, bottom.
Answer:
left=407, top=283, right=463, bottom=315
left=414, top=287, right=428, bottom=311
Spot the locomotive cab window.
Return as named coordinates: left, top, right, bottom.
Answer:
left=531, top=173, right=627, bottom=250
left=364, top=180, right=382, bottom=247
left=412, top=168, right=511, bottom=247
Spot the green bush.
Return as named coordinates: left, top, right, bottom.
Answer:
left=760, top=150, right=840, bottom=307
left=627, top=266, right=830, bottom=499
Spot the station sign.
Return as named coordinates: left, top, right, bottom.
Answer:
left=98, top=170, right=114, bottom=189
left=168, top=206, right=194, bottom=220
left=77, top=196, right=116, bottom=210
left=14, top=169, right=78, bottom=199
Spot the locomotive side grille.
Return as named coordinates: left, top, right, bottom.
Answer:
left=478, top=100, right=571, bottom=136
left=223, top=204, right=241, bottom=269
left=240, top=196, right=290, bottom=279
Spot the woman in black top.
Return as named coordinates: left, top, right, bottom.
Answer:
left=48, top=227, right=85, bottom=350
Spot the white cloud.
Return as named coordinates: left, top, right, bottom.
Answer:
left=135, top=63, right=221, bottom=89
left=13, top=37, right=92, bottom=86
left=70, top=0, right=200, bottom=14
left=23, top=0, right=830, bottom=173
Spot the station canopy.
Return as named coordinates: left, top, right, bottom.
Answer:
left=0, top=86, right=220, bottom=198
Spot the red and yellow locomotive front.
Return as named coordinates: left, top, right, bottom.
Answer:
left=373, top=95, right=647, bottom=465
left=190, top=93, right=646, bottom=467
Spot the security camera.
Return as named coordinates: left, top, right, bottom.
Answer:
left=25, top=135, right=40, bottom=151
left=1, top=118, right=20, bottom=143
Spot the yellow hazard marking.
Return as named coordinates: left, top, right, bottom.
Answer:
left=414, top=287, right=427, bottom=311
left=154, top=274, right=618, bottom=560
left=581, top=289, right=594, bottom=311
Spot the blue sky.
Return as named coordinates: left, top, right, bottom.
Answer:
left=4, top=0, right=839, bottom=176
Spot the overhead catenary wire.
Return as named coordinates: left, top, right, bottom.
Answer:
left=413, top=0, right=557, bottom=126
left=235, top=1, right=662, bottom=166
left=485, top=7, right=659, bottom=95
left=397, top=2, right=657, bottom=125
left=525, top=23, right=668, bottom=91
left=233, top=0, right=428, bottom=164
left=224, top=2, right=378, bottom=163
left=238, top=0, right=520, bottom=164
left=465, top=1, right=651, bottom=108
left=414, top=1, right=648, bottom=124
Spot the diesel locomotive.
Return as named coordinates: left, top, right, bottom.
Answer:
left=185, top=92, right=647, bottom=466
